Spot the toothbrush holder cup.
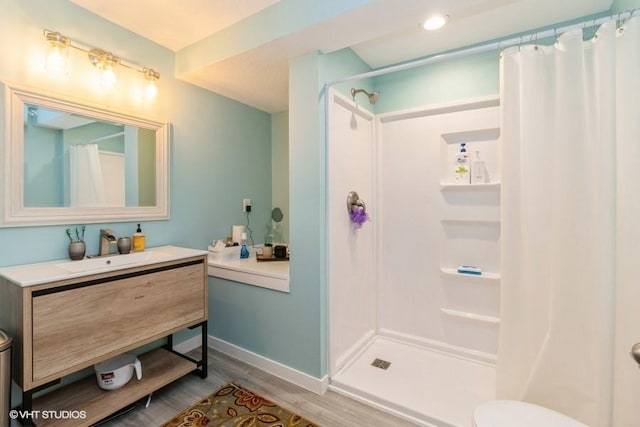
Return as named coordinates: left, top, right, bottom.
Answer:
left=117, top=237, right=132, bottom=254
left=68, top=241, right=86, bottom=260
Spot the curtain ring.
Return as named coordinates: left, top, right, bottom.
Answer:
left=617, top=12, right=626, bottom=34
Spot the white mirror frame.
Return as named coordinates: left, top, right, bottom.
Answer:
left=1, top=83, right=170, bottom=227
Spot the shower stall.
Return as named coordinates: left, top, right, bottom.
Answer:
left=327, top=89, right=501, bottom=426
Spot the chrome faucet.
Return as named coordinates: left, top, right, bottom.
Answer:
left=99, top=229, right=117, bottom=256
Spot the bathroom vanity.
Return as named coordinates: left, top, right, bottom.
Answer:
left=0, top=246, right=208, bottom=426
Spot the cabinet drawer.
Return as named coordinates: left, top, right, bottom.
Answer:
left=31, top=262, right=205, bottom=382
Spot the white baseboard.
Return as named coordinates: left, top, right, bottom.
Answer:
left=209, top=336, right=329, bottom=395
left=171, top=334, right=328, bottom=395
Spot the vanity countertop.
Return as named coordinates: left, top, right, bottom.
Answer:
left=0, top=245, right=208, bottom=287
left=207, top=252, right=289, bottom=293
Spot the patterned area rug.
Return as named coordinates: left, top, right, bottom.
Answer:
left=162, top=383, right=319, bottom=427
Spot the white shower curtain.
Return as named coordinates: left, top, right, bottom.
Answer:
left=69, top=143, right=106, bottom=206
left=498, top=17, right=640, bottom=426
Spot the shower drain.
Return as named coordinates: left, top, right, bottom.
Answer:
left=371, top=358, right=391, bottom=370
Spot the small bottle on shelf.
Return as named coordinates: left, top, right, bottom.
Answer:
left=240, top=232, right=250, bottom=259
left=454, top=143, right=470, bottom=183
left=471, top=150, right=487, bottom=184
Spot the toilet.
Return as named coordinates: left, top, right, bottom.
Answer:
left=473, top=400, right=588, bottom=427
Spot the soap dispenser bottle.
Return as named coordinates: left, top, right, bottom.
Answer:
left=240, top=232, right=250, bottom=259
left=454, top=143, right=470, bottom=183
left=132, top=223, right=146, bottom=252
left=471, top=150, right=487, bottom=184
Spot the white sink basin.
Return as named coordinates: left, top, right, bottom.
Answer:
left=56, top=251, right=169, bottom=273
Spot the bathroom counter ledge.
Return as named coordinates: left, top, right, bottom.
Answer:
left=207, top=253, right=289, bottom=293
left=0, top=245, right=207, bottom=287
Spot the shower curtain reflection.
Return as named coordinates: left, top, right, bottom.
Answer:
left=69, top=143, right=106, bottom=207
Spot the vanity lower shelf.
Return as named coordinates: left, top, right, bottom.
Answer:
left=32, top=348, right=196, bottom=427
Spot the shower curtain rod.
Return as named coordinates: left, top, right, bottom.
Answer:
left=326, top=8, right=639, bottom=87
left=89, top=131, right=125, bottom=143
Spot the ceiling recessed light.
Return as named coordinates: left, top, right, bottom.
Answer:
left=423, top=14, right=449, bottom=31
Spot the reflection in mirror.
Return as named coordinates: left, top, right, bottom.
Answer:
left=24, top=105, right=157, bottom=208
left=1, top=83, right=169, bottom=227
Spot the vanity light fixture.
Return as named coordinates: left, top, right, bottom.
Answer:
left=42, top=29, right=160, bottom=95
left=44, top=30, right=70, bottom=74
left=88, top=48, right=120, bottom=88
left=423, top=14, right=449, bottom=31
left=143, top=67, right=160, bottom=100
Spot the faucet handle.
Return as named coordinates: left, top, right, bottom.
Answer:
left=100, top=229, right=117, bottom=244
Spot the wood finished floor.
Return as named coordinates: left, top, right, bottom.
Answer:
left=100, top=347, right=418, bottom=427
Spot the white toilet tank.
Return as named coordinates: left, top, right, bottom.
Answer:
left=473, top=400, right=588, bottom=427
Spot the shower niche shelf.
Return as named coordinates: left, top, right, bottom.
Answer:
left=440, top=308, right=500, bottom=325
left=440, top=182, right=501, bottom=190
left=440, top=127, right=500, bottom=186
left=440, top=218, right=500, bottom=226
left=440, top=267, right=501, bottom=282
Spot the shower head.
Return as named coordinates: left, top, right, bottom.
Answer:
left=351, top=88, right=380, bottom=105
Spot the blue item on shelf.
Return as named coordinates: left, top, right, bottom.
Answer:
left=457, top=265, right=482, bottom=275
left=240, top=244, right=249, bottom=259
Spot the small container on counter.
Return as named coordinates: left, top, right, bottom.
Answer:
left=132, top=223, right=145, bottom=252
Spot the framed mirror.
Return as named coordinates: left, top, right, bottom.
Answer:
left=1, top=83, right=169, bottom=227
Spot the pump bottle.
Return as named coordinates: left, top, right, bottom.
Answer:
left=132, top=223, right=146, bottom=252
left=454, top=143, right=470, bottom=183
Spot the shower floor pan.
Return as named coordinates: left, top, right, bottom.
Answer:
left=330, top=336, right=496, bottom=427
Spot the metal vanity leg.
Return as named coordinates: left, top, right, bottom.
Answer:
left=20, top=390, right=33, bottom=426
left=166, top=334, right=174, bottom=351
left=200, top=320, right=208, bottom=378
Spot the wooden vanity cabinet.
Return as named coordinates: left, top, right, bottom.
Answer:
left=0, top=254, right=208, bottom=426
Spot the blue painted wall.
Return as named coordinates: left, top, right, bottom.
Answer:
left=373, top=50, right=500, bottom=114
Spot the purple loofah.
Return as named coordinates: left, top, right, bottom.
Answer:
left=350, top=206, right=369, bottom=229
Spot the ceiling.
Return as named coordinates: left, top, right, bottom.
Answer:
left=69, top=0, right=612, bottom=113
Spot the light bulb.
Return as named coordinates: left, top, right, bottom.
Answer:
left=142, top=68, right=160, bottom=101
left=88, top=49, right=119, bottom=89
left=101, top=64, right=117, bottom=88
left=44, top=31, right=69, bottom=75
left=144, top=79, right=158, bottom=100
left=46, top=46, right=65, bottom=73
